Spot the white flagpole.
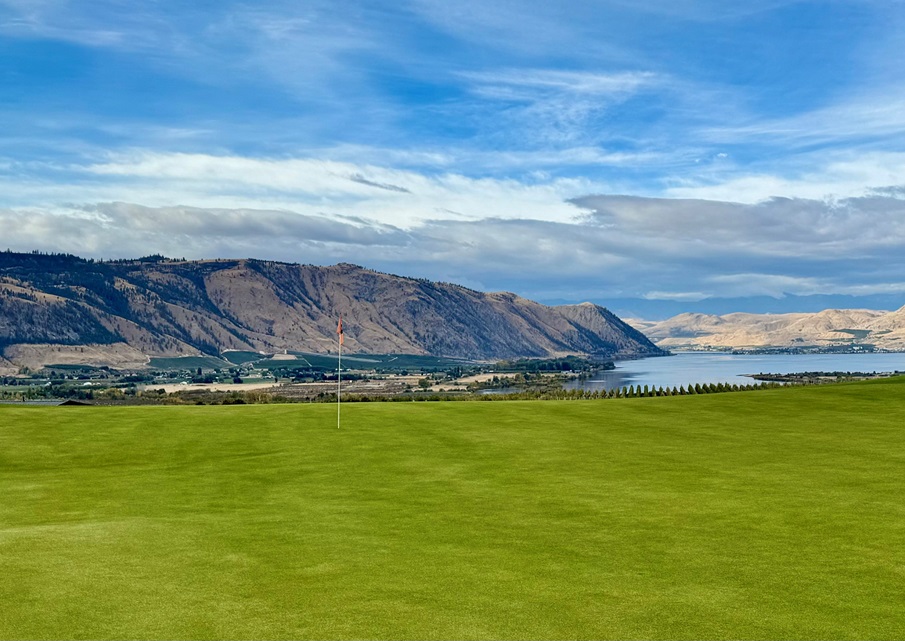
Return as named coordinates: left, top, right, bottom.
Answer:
left=337, top=318, right=342, bottom=429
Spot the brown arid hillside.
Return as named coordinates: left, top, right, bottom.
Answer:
left=630, top=307, right=905, bottom=352
left=0, top=251, right=664, bottom=372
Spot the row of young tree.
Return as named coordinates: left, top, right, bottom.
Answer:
left=577, top=381, right=784, bottom=398
left=0, top=378, right=788, bottom=405
left=285, top=380, right=787, bottom=403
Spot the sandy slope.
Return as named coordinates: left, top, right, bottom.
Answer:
left=630, top=306, right=905, bottom=351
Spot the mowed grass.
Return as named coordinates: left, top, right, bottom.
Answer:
left=2, top=381, right=904, bottom=639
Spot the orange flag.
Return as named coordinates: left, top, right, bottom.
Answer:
left=337, top=316, right=344, bottom=345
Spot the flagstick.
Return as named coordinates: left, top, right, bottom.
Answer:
left=337, top=332, right=342, bottom=429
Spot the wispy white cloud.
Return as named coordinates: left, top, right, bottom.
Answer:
left=407, top=0, right=599, bottom=58
left=644, top=291, right=711, bottom=302
left=0, top=0, right=188, bottom=50
left=699, top=91, right=905, bottom=150
left=318, top=143, right=669, bottom=176
left=701, top=273, right=905, bottom=299
left=602, top=0, right=808, bottom=22
left=455, top=69, right=665, bottom=146
left=460, top=69, right=658, bottom=99
left=666, top=151, right=905, bottom=202
left=0, top=152, right=597, bottom=228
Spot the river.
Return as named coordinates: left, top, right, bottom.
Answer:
left=562, top=351, right=905, bottom=392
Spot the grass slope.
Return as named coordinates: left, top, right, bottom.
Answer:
left=1, top=381, right=904, bottom=639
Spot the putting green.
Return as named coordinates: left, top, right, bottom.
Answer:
left=1, top=380, right=904, bottom=639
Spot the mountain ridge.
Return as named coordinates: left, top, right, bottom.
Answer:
left=0, top=251, right=665, bottom=372
left=630, top=307, right=905, bottom=352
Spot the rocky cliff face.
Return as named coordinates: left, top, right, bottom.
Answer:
left=0, top=252, right=665, bottom=370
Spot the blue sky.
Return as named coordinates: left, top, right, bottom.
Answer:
left=3, top=0, right=905, bottom=316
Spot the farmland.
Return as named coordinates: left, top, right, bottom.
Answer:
left=1, top=380, right=904, bottom=639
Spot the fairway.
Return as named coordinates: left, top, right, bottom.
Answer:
left=2, top=382, right=904, bottom=639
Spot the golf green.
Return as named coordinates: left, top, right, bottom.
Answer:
left=2, top=380, right=904, bottom=639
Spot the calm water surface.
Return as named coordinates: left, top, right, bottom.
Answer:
left=564, top=352, right=905, bottom=392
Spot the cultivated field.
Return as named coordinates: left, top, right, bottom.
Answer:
left=1, top=381, right=904, bottom=639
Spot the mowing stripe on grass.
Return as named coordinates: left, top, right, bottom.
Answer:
left=1, top=381, right=904, bottom=639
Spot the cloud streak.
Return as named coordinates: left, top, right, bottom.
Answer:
left=5, top=184, right=905, bottom=305
left=8, top=151, right=586, bottom=227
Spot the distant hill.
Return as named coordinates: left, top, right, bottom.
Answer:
left=630, top=307, right=905, bottom=352
left=0, top=251, right=665, bottom=372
